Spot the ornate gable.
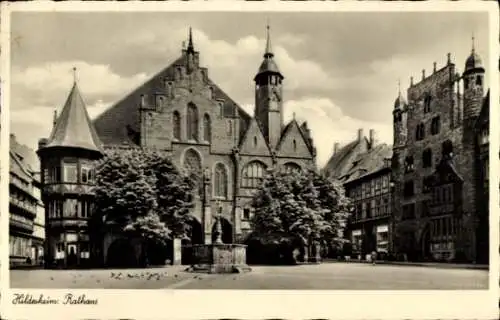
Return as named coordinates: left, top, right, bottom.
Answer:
left=276, top=120, right=312, bottom=158
left=239, top=118, right=271, bottom=156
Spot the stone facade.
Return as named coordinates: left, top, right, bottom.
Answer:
left=92, top=28, right=316, bottom=247
left=391, top=48, right=489, bottom=263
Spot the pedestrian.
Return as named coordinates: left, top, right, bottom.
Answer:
left=371, top=251, right=377, bottom=265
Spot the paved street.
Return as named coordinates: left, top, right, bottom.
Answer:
left=10, top=262, right=488, bottom=290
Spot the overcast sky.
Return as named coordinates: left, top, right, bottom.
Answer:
left=9, top=11, right=490, bottom=167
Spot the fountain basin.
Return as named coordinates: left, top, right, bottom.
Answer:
left=185, top=243, right=252, bottom=274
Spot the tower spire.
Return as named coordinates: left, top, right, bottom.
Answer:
left=471, top=32, right=475, bottom=54
left=187, top=27, right=194, bottom=53
left=264, top=23, right=273, bottom=58
left=72, top=67, right=77, bottom=84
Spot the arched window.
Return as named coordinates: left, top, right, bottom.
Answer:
left=282, top=162, right=301, bottom=174
left=253, top=136, right=258, bottom=147
left=293, top=140, right=297, bottom=151
left=183, top=149, right=202, bottom=174
left=173, top=111, right=181, bottom=140
left=183, top=149, right=202, bottom=195
left=203, top=114, right=211, bottom=142
left=422, top=148, right=432, bottom=168
left=187, top=103, right=199, bottom=141
left=214, top=163, right=228, bottom=199
left=241, top=161, right=266, bottom=188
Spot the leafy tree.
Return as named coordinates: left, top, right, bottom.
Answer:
left=92, top=149, right=197, bottom=249
left=94, top=149, right=158, bottom=226
left=145, top=153, right=196, bottom=239
left=251, top=168, right=351, bottom=247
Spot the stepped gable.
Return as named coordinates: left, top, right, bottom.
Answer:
left=93, top=57, right=251, bottom=147
left=44, top=82, right=103, bottom=154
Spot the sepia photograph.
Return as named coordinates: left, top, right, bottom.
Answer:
left=1, top=2, right=498, bottom=319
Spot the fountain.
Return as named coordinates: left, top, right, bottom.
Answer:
left=186, top=172, right=251, bottom=274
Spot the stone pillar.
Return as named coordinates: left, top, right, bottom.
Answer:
left=202, top=167, right=212, bottom=244
left=172, top=238, right=182, bottom=265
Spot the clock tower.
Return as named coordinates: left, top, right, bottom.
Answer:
left=254, top=24, right=284, bottom=150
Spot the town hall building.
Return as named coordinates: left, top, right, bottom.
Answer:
left=38, top=27, right=316, bottom=268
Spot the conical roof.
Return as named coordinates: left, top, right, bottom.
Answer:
left=254, top=25, right=283, bottom=80
left=44, top=81, right=103, bottom=154
left=464, top=37, right=484, bottom=75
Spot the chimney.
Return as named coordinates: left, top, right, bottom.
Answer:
left=433, top=62, right=437, bottom=73
left=334, top=142, right=340, bottom=154
left=369, top=129, right=376, bottom=148
left=422, top=69, right=426, bottom=80
left=357, top=129, right=363, bottom=142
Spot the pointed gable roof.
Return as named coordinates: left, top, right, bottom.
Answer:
left=239, top=117, right=272, bottom=156
left=45, top=82, right=103, bottom=153
left=276, top=119, right=314, bottom=156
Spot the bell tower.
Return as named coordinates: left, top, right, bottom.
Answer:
left=254, top=24, right=284, bottom=150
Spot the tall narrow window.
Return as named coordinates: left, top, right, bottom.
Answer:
left=203, top=114, right=211, bottom=142
left=416, top=123, right=425, bottom=141
left=293, top=140, right=297, bottom=151
left=187, top=103, right=199, bottom=141
left=214, top=163, right=228, bottom=199
left=476, top=76, right=482, bottom=86
left=422, top=149, right=432, bottom=168
left=173, top=111, right=181, bottom=140
left=253, top=136, right=258, bottom=147
left=431, top=116, right=441, bottom=135
left=424, top=95, right=432, bottom=113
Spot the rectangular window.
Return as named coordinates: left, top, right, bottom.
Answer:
left=63, top=163, right=78, bottom=183
left=64, top=199, right=78, bottom=218
left=243, top=208, right=250, bottom=220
